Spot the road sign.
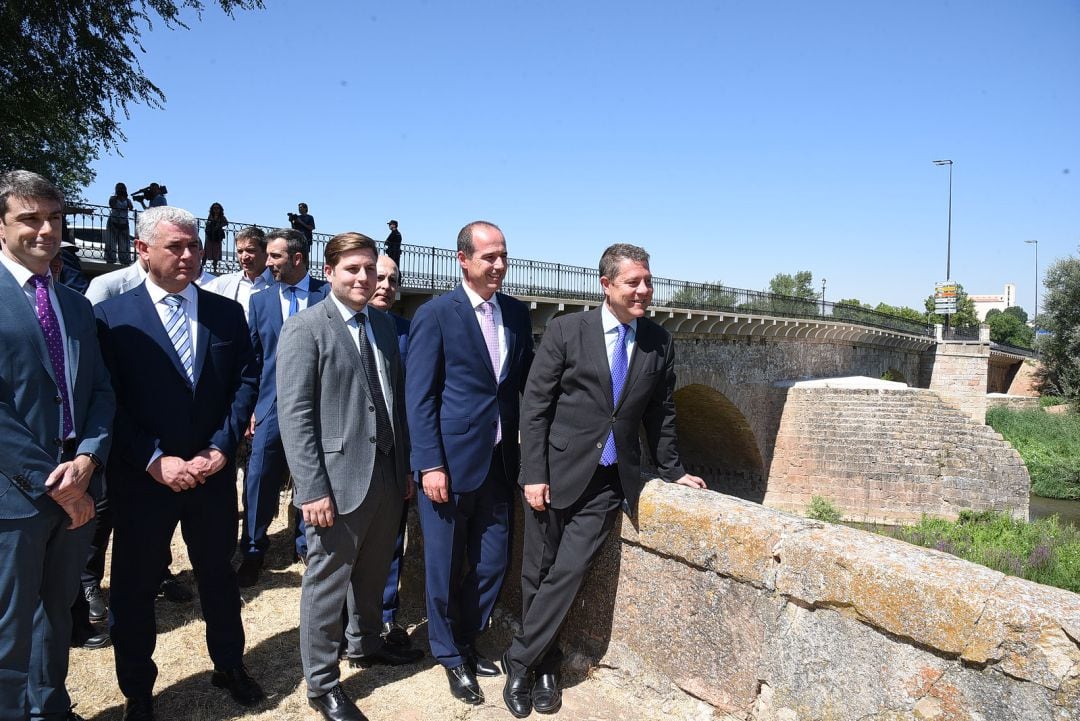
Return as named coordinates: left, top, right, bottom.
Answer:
left=935, top=281, right=958, bottom=315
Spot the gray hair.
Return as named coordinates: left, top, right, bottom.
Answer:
left=0, top=170, right=64, bottom=217
left=456, top=220, right=502, bottom=257
left=266, top=227, right=309, bottom=266
left=136, top=206, right=199, bottom=246
left=599, top=243, right=650, bottom=281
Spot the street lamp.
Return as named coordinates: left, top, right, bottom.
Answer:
left=933, top=159, right=954, bottom=280
left=821, top=277, right=827, bottom=315
left=1025, top=239, right=1038, bottom=333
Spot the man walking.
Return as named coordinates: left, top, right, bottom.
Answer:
left=406, top=221, right=534, bottom=705
left=500, top=243, right=705, bottom=717
left=278, top=233, right=417, bottom=721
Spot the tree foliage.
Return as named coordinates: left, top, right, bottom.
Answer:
left=874, top=302, right=927, bottom=324
left=924, top=284, right=979, bottom=329
left=768, top=270, right=816, bottom=300
left=985, top=308, right=1034, bottom=348
left=0, top=0, right=263, bottom=198
left=668, top=281, right=736, bottom=310
left=1039, top=253, right=1080, bottom=403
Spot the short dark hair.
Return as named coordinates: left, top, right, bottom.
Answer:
left=234, top=226, right=267, bottom=251
left=325, top=232, right=377, bottom=269
left=266, top=227, right=309, bottom=266
left=456, top=220, right=502, bottom=257
left=599, top=243, right=650, bottom=281
left=0, top=170, right=64, bottom=217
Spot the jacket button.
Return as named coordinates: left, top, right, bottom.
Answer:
left=368, top=406, right=375, bottom=412
left=369, top=436, right=377, bottom=443
left=596, top=442, right=603, bottom=449
left=54, top=396, right=63, bottom=404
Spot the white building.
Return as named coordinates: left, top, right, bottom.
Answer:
left=969, top=283, right=1016, bottom=321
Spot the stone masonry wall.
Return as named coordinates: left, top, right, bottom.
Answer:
left=921, top=341, right=991, bottom=423
left=763, top=385, right=1030, bottom=523
left=560, top=483, right=1080, bottom=721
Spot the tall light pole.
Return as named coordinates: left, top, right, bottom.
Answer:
left=1025, top=239, right=1038, bottom=334
left=821, top=277, right=827, bottom=315
left=933, top=159, right=954, bottom=280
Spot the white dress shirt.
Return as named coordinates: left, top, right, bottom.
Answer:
left=600, top=302, right=637, bottom=371
left=279, top=273, right=314, bottom=319
left=328, top=294, right=394, bottom=424
left=461, top=283, right=508, bottom=381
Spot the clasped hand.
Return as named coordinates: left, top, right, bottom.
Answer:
left=149, top=448, right=226, bottom=492
left=45, top=456, right=96, bottom=529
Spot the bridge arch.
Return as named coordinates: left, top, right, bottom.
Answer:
left=672, top=384, right=767, bottom=502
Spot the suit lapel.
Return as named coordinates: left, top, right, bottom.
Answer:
left=134, top=286, right=191, bottom=387
left=193, top=287, right=211, bottom=387
left=452, top=285, right=496, bottom=381
left=370, top=309, right=397, bottom=410
left=617, top=319, right=648, bottom=412
left=0, top=268, right=54, bottom=385
left=582, top=309, right=616, bottom=410
left=55, top=287, right=82, bottom=387
left=324, top=302, right=368, bottom=394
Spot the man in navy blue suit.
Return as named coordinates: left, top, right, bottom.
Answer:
left=0, top=170, right=114, bottom=721
left=94, top=206, right=263, bottom=721
left=406, top=221, right=533, bottom=705
left=236, top=228, right=328, bottom=586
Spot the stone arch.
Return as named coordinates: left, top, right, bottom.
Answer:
left=881, top=367, right=908, bottom=385
left=672, top=384, right=767, bottom=502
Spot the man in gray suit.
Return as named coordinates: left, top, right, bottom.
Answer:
left=85, top=256, right=147, bottom=305
left=277, top=232, right=417, bottom=721
left=0, top=170, right=115, bottom=720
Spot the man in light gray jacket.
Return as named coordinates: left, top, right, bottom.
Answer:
left=277, top=231, right=416, bottom=721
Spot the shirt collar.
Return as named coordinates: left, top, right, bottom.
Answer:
left=461, top=282, right=500, bottom=311
left=0, top=250, right=47, bottom=288
left=601, top=302, right=638, bottom=336
left=329, top=292, right=368, bottom=325
left=145, top=276, right=197, bottom=306
left=282, top=273, right=312, bottom=293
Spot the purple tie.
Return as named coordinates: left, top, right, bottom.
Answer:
left=600, top=323, right=629, bottom=466
left=479, top=301, right=502, bottom=444
left=30, top=275, right=73, bottom=438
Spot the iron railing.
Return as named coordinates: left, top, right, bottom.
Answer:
left=66, top=204, right=934, bottom=337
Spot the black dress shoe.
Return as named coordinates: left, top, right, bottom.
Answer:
left=381, top=621, right=411, bottom=649
left=308, top=685, right=368, bottom=721
left=211, top=664, right=265, bottom=707
left=468, top=652, right=502, bottom=677
left=122, top=695, right=155, bottom=721
left=347, top=643, right=423, bottom=667
left=532, top=671, right=562, bottom=714
left=236, top=556, right=263, bottom=588
left=84, top=583, right=107, bottom=622
left=445, top=663, right=483, bottom=705
left=158, top=575, right=193, bottom=603
left=501, top=652, right=533, bottom=719
left=71, top=629, right=111, bottom=650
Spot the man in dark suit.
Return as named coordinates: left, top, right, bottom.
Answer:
left=501, top=243, right=705, bottom=717
left=0, top=170, right=114, bottom=721
left=384, top=220, right=402, bottom=265
left=94, top=206, right=263, bottom=721
left=236, top=228, right=329, bottom=586
left=368, top=255, right=413, bottom=647
left=278, top=233, right=418, bottom=721
left=406, top=221, right=534, bottom=705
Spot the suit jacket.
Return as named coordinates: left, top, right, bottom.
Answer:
left=406, top=284, right=534, bottom=493
left=202, top=268, right=274, bottom=308
left=94, top=284, right=257, bottom=488
left=85, top=261, right=144, bottom=305
left=390, top=312, right=410, bottom=367
left=248, top=278, right=329, bottom=424
left=277, top=301, right=409, bottom=515
left=0, top=267, right=114, bottom=518
left=520, top=307, right=685, bottom=512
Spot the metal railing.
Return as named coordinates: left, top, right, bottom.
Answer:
left=65, top=205, right=934, bottom=337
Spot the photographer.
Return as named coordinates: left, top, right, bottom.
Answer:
left=287, top=202, right=315, bottom=243
left=132, top=182, right=167, bottom=209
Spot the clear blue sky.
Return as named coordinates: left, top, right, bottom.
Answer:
left=82, top=0, right=1079, bottom=314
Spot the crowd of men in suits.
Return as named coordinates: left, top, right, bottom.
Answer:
left=0, top=168, right=705, bottom=721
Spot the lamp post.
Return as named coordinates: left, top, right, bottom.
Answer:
left=933, top=159, right=954, bottom=280
left=1025, top=239, right=1038, bottom=334
left=821, top=277, right=827, bottom=315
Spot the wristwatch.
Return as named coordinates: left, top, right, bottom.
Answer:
left=78, top=452, right=102, bottom=469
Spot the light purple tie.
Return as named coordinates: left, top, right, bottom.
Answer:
left=30, top=275, right=73, bottom=438
left=480, top=301, right=502, bottom=444
left=600, top=323, right=629, bottom=466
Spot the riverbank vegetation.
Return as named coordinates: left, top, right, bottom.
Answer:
left=986, top=406, right=1080, bottom=500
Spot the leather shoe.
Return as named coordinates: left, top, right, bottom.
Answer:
left=532, top=671, right=562, bottom=714
left=381, top=621, right=411, bottom=649
left=158, top=574, right=192, bottom=603
left=445, top=663, right=483, bottom=705
left=84, top=583, right=107, bottom=621
left=347, top=643, right=423, bottom=667
left=236, top=556, right=263, bottom=588
left=71, top=629, right=111, bottom=650
left=468, top=652, right=502, bottom=677
left=122, top=695, right=155, bottom=721
left=501, top=652, right=533, bottom=718
left=211, top=664, right=265, bottom=707
left=308, top=685, right=368, bottom=721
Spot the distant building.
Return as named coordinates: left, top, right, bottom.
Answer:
left=969, top=283, right=1016, bottom=321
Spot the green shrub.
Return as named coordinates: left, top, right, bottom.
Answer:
left=806, top=495, right=842, bottom=524
left=1039, top=395, right=1067, bottom=408
left=879, top=510, right=1080, bottom=593
left=986, top=407, right=1080, bottom=500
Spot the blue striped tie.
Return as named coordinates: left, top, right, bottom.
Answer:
left=163, top=294, right=194, bottom=386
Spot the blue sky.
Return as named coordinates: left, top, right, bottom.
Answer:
left=82, top=0, right=1079, bottom=313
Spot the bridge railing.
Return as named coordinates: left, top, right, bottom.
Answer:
left=65, top=205, right=933, bottom=337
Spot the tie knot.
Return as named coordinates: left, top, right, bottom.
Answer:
left=617, top=323, right=629, bottom=341
left=287, top=285, right=298, bottom=295
left=164, top=294, right=183, bottom=308
left=480, top=301, right=494, bottom=317
left=30, top=274, right=49, bottom=289
left=355, top=311, right=367, bottom=327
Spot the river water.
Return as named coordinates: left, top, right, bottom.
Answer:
left=1029, top=494, right=1080, bottom=527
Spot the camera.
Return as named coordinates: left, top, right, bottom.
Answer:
left=132, top=183, right=167, bottom=203
left=287, top=212, right=299, bottom=222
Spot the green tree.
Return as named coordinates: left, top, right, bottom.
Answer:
left=985, top=309, right=1034, bottom=348
left=1039, top=252, right=1080, bottom=404
left=668, top=280, right=736, bottom=310
left=924, top=284, right=979, bottom=329
left=1003, top=306, right=1029, bottom=324
left=0, top=0, right=263, bottom=198
left=874, top=302, right=928, bottom=324
left=768, top=270, right=816, bottom=300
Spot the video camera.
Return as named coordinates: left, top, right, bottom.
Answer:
left=287, top=212, right=299, bottom=222
left=132, top=184, right=167, bottom=203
